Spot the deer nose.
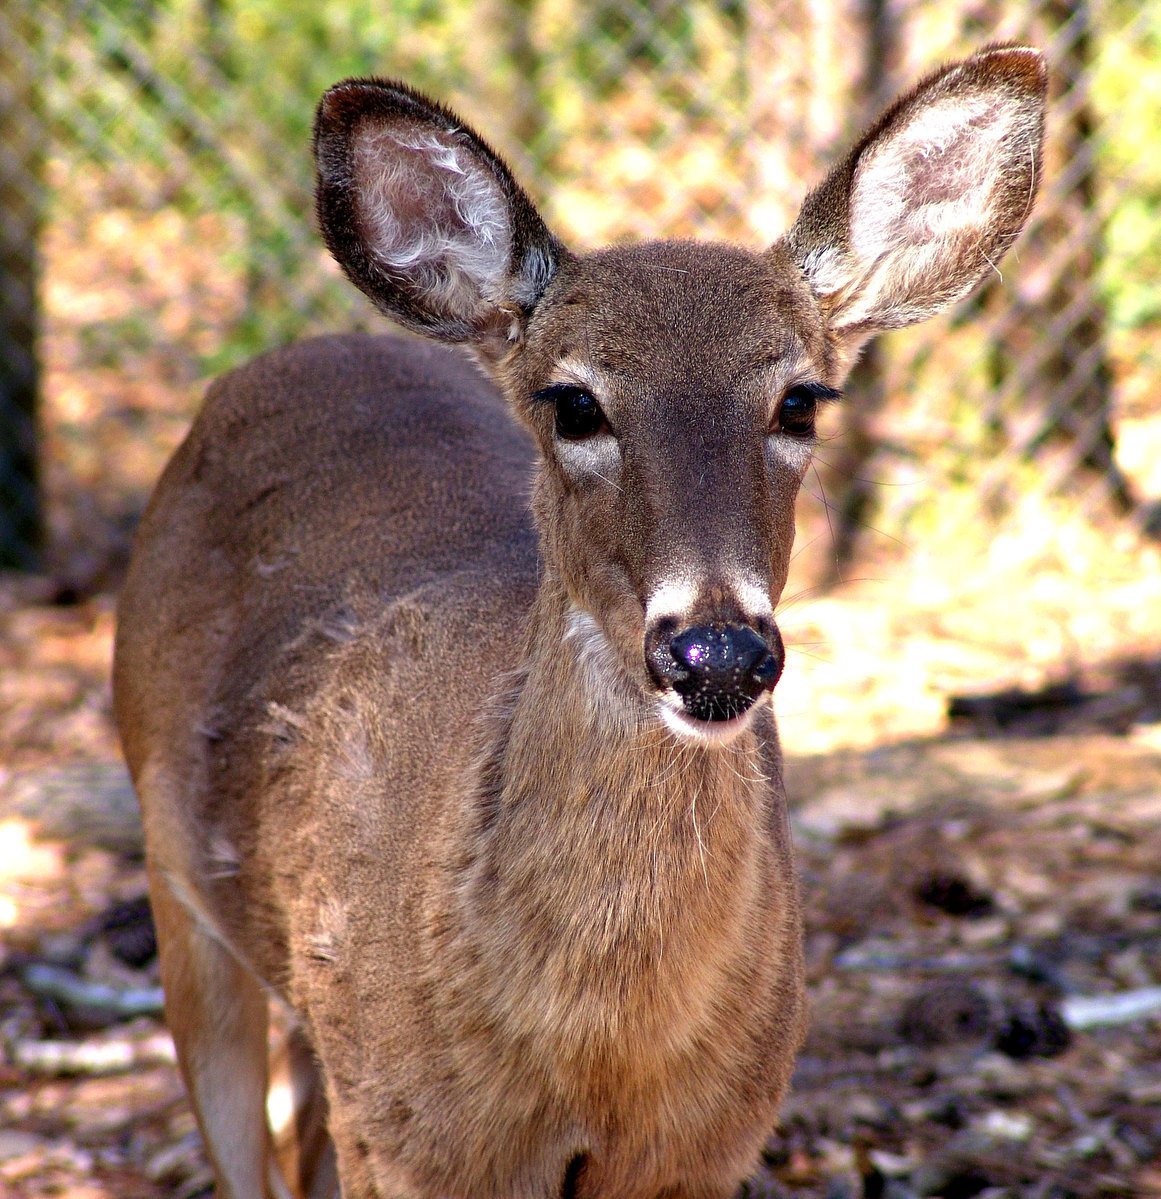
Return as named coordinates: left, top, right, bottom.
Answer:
left=647, top=623, right=784, bottom=722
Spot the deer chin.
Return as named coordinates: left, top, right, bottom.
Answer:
left=655, top=690, right=768, bottom=746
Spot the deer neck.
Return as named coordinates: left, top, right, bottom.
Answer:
left=443, top=573, right=785, bottom=1061
left=502, top=569, right=773, bottom=799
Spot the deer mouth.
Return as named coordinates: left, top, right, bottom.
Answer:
left=655, top=690, right=771, bottom=744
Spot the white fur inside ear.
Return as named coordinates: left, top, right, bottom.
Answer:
left=852, top=92, right=1016, bottom=266
left=790, top=48, right=1043, bottom=336
left=352, top=123, right=513, bottom=319
left=797, top=245, right=847, bottom=298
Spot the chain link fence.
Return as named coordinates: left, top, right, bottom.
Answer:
left=1, top=0, right=1158, bottom=586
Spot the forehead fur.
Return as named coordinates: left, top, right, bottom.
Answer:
left=523, top=240, right=826, bottom=384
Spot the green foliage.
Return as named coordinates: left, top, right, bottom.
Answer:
left=1094, top=8, right=1161, bottom=336
left=38, top=0, right=1161, bottom=392
left=46, top=0, right=487, bottom=369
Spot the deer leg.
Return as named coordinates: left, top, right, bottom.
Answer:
left=270, top=1023, right=338, bottom=1199
left=150, top=873, right=281, bottom=1199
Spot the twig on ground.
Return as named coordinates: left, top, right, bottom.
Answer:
left=12, top=1030, right=175, bottom=1076
left=20, top=961, right=164, bottom=1017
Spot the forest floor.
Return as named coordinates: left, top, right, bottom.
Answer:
left=4, top=571, right=1161, bottom=1199
left=2, top=199, right=1161, bottom=1199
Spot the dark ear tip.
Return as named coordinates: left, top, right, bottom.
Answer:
left=315, top=78, right=387, bottom=132
left=971, top=43, right=1049, bottom=98
left=315, top=77, right=443, bottom=140
left=315, top=81, right=367, bottom=151
left=317, top=77, right=467, bottom=129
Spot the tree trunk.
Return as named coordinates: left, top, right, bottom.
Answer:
left=971, top=0, right=1135, bottom=517
left=0, top=4, right=44, bottom=570
left=807, top=0, right=897, bottom=585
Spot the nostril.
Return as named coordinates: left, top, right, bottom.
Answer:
left=646, top=622, right=690, bottom=687
left=658, top=623, right=784, bottom=723
left=751, top=624, right=785, bottom=689
left=670, top=625, right=770, bottom=680
left=750, top=652, right=782, bottom=687
left=671, top=626, right=752, bottom=675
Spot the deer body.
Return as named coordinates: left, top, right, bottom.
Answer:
left=114, top=48, right=1046, bottom=1199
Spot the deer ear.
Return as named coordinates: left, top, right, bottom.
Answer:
left=784, top=45, right=1047, bottom=346
left=314, top=79, right=563, bottom=352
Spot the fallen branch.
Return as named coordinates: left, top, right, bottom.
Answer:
left=1061, top=986, right=1161, bottom=1030
left=12, top=1030, right=175, bottom=1076
left=20, top=961, right=164, bottom=1017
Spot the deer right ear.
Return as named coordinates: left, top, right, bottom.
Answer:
left=783, top=45, right=1047, bottom=352
left=314, top=79, right=563, bottom=353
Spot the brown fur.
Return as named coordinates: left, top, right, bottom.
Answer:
left=114, top=47, right=1046, bottom=1199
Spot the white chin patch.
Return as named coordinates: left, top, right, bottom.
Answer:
left=656, top=693, right=764, bottom=746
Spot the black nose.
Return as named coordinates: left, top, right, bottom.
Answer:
left=647, top=623, right=784, bottom=722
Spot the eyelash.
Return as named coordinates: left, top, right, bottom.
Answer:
left=532, top=383, right=611, bottom=440
left=771, top=382, right=842, bottom=438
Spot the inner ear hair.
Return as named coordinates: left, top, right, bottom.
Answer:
left=785, top=45, right=1047, bottom=337
left=350, top=118, right=517, bottom=330
left=314, top=79, right=562, bottom=345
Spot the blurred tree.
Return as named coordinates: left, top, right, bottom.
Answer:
left=483, top=0, right=552, bottom=189
left=0, top=4, right=44, bottom=570
left=747, top=0, right=859, bottom=234
left=813, top=0, right=897, bottom=585
left=967, top=0, right=1138, bottom=518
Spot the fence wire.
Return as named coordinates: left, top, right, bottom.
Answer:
left=1, top=0, right=1157, bottom=581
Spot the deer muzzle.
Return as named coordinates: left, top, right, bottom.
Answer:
left=646, top=620, right=785, bottom=724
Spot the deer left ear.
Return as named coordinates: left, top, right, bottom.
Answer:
left=782, top=45, right=1047, bottom=346
left=314, top=78, right=564, bottom=353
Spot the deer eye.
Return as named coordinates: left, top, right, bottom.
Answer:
left=773, top=383, right=841, bottom=438
left=535, top=384, right=610, bottom=440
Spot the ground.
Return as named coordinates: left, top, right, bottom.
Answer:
left=1, top=197, right=1160, bottom=1198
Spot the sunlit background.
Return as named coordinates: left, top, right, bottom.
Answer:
left=2, top=0, right=1159, bottom=753
left=1, top=3, right=1160, bottom=1196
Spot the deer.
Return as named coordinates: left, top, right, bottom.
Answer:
left=113, top=45, right=1046, bottom=1199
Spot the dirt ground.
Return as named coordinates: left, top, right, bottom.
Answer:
left=4, top=594, right=1161, bottom=1199
left=1, top=199, right=1160, bottom=1198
